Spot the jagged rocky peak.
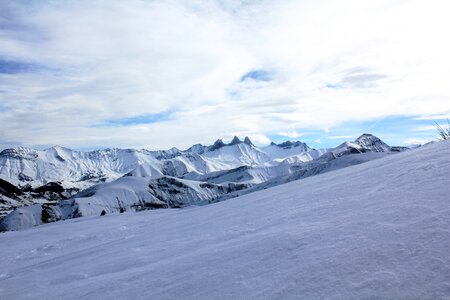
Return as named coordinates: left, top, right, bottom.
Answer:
left=244, top=136, right=253, bottom=146
left=355, top=133, right=380, bottom=143
left=333, top=133, right=393, bottom=156
left=214, top=139, right=225, bottom=147
left=354, top=133, right=391, bottom=152
left=209, top=139, right=226, bottom=151
left=188, top=136, right=254, bottom=153
left=229, top=136, right=242, bottom=146
left=227, top=136, right=254, bottom=147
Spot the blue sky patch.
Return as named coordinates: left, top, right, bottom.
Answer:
left=268, top=115, right=442, bottom=148
left=240, top=69, right=273, bottom=82
left=95, top=111, right=173, bottom=127
left=0, top=104, right=10, bottom=112
left=325, top=83, right=340, bottom=89
left=0, top=59, right=44, bottom=74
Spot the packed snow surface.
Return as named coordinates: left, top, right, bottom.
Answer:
left=0, top=140, right=449, bottom=299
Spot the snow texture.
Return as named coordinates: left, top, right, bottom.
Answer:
left=0, top=140, right=449, bottom=299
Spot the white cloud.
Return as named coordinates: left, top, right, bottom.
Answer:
left=0, top=0, right=450, bottom=149
left=403, top=138, right=432, bottom=145
left=413, top=124, right=447, bottom=132
left=278, top=130, right=302, bottom=138
left=245, top=133, right=271, bottom=146
left=327, top=135, right=354, bottom=139
left=414, top=114, right=450, bottom=121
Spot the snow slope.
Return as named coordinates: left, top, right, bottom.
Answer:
left=0, top=176, right=248, bottom=231
left=225, top=151, right=391, bottom=198
left=0, top=140, right=448, bottom=299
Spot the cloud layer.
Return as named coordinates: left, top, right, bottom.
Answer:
left=1, top=0, right=449, bottom=149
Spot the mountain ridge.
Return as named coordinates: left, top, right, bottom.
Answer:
left=0, top=133, right=413, bottom=231
left=0, top=135, right=323, bottom=189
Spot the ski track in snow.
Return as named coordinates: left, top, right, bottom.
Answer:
left=0, top=140, right=449, bottom=299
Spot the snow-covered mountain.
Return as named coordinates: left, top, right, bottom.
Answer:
left=0, top=139, right=448, bottom=299
left=263, top=140, right=324, bottom=161
left=0, top=146, right=163, bottom=189
left=0, top=135, right=323, bottom=219
left=0, top=136, right=321, bottom=189
left=0, top=134, right=408, bottom=230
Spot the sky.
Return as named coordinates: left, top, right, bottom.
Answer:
left=1, top=0, right=450, bottom=151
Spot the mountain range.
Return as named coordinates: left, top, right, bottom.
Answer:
left=0, top=134, right=410, bottom=231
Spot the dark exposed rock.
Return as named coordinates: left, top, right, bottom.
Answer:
left=209, top=139, right=226, bottom=151
left=229, top=136, right=242, bottom=146
left=391, top=146, right=409, bottom=152
left=144, top=201, right=168, bottom=209
left=244, top=136, right=254, bottom=146
left=41, top=203, right=61, bottom=223
left=34, top=182, right=65, bottom=194
left=0, top=178, right=23, bottom=197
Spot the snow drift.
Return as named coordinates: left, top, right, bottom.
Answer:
left=0, top=140, right=448, bottom=299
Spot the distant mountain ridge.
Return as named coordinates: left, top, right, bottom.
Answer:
left=0, top=135, right=323, bottom=189
left=0, top=134, right=411, bottom=230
